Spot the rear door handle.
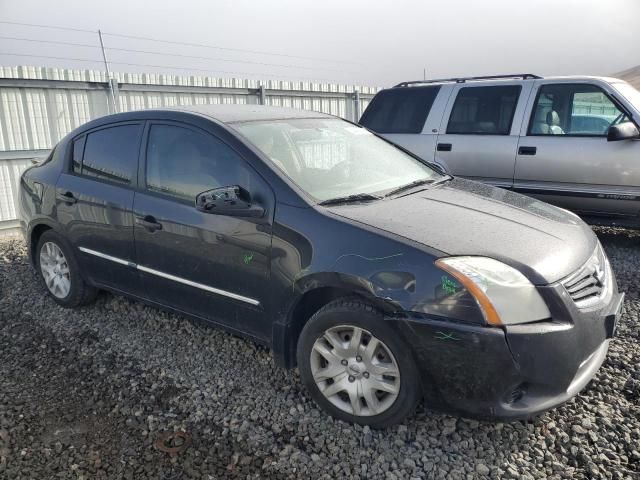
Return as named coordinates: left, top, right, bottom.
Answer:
left=56, top=191, right=77, bottom=204
left=437, top=143, right=452, bottom=152
left=135, top=215, right=163, bottom=232
left=518, top=146, right=537, bottom=155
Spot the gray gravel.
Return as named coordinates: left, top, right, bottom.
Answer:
left=0, top=228, right=638, bottom=479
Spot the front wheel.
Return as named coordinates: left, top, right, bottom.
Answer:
left=297, top=298, right=421, bottom=428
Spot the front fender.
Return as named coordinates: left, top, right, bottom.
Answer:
left=270, top=250, right=429, bottom=369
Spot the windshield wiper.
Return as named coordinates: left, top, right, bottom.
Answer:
left=319, top=193, right=381, bottom=206
left=384, top=176, right=452, bottom=198
left=384, top=178, right=435, bottom=197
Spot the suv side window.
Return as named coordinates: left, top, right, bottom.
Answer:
left=447, top=85, right=521, bottom=135
left=76, top=124, right=141, bottom=184
left=145, top=124, right=252, bottom=202
left=528, top=83, right=627, bottom=136
left=359, top=86, right=440, bottom=134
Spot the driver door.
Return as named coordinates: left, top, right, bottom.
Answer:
left=514, top=81, right=640, bottom=218
left=133, top=121, right=275, bottom=340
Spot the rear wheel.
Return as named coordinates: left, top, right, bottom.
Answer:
left=297, top=298, right=421, bottom=428
left=36, top=230, right=97, bottom=307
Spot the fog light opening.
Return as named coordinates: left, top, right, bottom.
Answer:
left=508, top=384, right=527, bottom=404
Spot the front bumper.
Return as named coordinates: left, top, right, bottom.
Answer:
left=393, top=283, right=624, bottom=420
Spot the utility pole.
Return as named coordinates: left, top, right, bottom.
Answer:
left=98, top=29, right=118, bottom=113
left=423, top=68, right=426, bottom=80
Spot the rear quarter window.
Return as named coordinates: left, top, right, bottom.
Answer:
left=360, top=86, right=440, bottom=134
left=78, top=124, right=141, bottom=184
left=72, top=136, right=86, bottom=174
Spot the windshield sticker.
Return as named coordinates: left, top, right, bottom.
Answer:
left=243, top=253, right=254, bottom=265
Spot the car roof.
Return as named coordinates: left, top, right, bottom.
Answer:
left=63, top=105, right=336, bottom=144
left=166, top=104, right=333, bottom=123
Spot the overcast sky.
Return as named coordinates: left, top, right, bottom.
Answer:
left=1, top=0, right=639, bottom=87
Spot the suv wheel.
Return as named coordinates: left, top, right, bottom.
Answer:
left=36, top=230, right=97, bottom=307
left=297, top=298, right=421, bottom=428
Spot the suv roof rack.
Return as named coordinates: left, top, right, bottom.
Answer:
left=394, top=73, right=542, bottom=88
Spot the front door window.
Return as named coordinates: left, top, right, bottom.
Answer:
left=528, top=84, right=628, bottom=136
left=145, top=124, right=253, bottom=202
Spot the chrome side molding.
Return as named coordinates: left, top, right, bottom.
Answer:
left=78, top=246, right=260, bottom=307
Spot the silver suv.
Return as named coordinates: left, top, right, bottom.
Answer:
left=360, top=74, right=640, bottom=225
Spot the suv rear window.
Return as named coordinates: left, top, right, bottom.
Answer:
left=77, top=124, right=141, bottom=184
left=447, top=85, right=521, bottom=135
left=360, top=86, right=440, bottom=134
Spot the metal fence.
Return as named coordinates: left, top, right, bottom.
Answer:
left=0, top=65, right=380, bottom=228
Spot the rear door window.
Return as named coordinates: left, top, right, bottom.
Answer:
left=78, top=124, right=142, bottom=184
left=446, top=85, right=521, bottom=135
left=359, top=86, right=440, bottom=134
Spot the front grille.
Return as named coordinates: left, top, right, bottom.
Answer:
left=562, top=244, right=608, bottom=307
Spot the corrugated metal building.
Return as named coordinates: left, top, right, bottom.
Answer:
left=0, top=66, right=381, bottom=229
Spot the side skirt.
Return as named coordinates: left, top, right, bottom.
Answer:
left=89, top=282, right=271, bottom=349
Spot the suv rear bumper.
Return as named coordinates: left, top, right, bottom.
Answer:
left=393, top=286, right=624, bottom=420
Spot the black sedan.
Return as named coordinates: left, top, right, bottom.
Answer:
left=18, top=105, right=624, bottom=427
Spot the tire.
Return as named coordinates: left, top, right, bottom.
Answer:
left=297, top=298, right=421, bottom=428
left=35, top=230, right=98, bottom=307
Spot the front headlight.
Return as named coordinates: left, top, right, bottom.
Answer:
left=435, top=256, right=551, bottom=326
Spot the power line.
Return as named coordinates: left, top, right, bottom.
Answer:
left=0, top=35, right=358, bottom=74
left=0, top=52, right=348, bottom=82
left=0, top=20, right=360, bottom=66
left=102, top=32, right=360, bottom=66
left=0, top=20, right=96, bottom=34
left=105, top=46, right=358, bottom=73
left=0, top=52, right=103, bottom=64
left=0, top=35, right=100, bottom=49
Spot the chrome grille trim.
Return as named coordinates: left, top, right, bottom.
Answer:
left=561, top=243, right=609, bottom=308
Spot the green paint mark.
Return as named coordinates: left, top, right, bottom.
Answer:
left=441, top=275, right=460, bottom=295
left=243, top=253, right=254, bottom=265
left=434, top=331, right=460, bottom=341
left=333, top=253, right=404, bottom=265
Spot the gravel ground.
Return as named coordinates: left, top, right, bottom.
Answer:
left=0, top=228, right=638, bottom=480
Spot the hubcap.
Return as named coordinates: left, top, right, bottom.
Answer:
left=310, top=325, right=400, bottom=417
left=39, top=242, right=71, bottom=299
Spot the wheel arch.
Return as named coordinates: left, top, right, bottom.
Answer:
left=272, top=277, right=399, bottom=369
left=29, top=222, right=54, bottom=267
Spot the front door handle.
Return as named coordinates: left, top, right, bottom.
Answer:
left=56, top=191, right=77, bottom=204
left=518, top=146, right=537, bottom=155
left=135, top=215, right=163, bottom=232
left=437, top=143, right=452, bottom=152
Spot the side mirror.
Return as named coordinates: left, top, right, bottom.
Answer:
left=607, top=121, right=640, bottom=141
left=195, top=185, right=264, bottom=218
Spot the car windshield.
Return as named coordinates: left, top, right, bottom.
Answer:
left=233, top=118, right=442, bottom=203
left=613, top=82, right=640, bottom=112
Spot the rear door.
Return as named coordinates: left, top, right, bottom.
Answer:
left=434, top=83, right=531, bottom=188
left=359, top=85, right=445, bottom=162
left=133, top=121, right=274, bottom=340
left=514, top=80, right=640, bottom=218
left=56, top=122, right=143, bottom=294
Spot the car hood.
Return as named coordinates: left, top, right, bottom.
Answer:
left=325, top=178, right=597, bottom=285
